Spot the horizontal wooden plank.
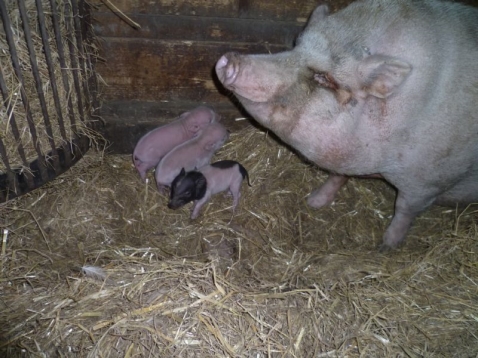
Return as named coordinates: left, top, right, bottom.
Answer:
left=100, top=99, right=247, bottom=119
left=96, top=39, right=287, bottom=102
left=91, top=0, right=478, bottom=30
left=100, top=100, right=252, bottom=154
left=90, top=0, right=329, bottom=22
left=93, top=13, right=304, bottom=47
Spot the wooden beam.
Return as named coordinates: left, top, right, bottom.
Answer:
left=93, top=13, right=305, bottom=46
left=91, top=0, right=322, bottom=22
left=96, top=39, right=287, bottom=102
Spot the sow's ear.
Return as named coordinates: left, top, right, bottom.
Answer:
left=308, top=5, right=329, bottom=26
left=357, top=55, right=412, bottom=98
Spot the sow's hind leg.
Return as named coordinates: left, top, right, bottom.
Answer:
left=434, top=174, right=478, bottom=207
left=380, top=191, right=436, bottom=251
left=383, top=168, right=478, bottom=250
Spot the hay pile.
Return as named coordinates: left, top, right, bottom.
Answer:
left=0, top=123, right=477, bottom=357
left=0, top=0, right=97, bottom=172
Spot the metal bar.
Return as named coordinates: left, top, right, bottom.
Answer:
left=0, top=135, right=19, bottom=196
left=64, top=1, right=85, bottom=128
left=49, top=0, right=77, bottom=131
left=35, top=0, right=72, bottom=167
left=71, top=0, right=90, bottom=118
left=18, top=0, right=60, bottom=173
left=1, top=0, right=49, bottom=183
left=78, top=0, right=101, bottom=132
left=0, top=65, right=33, bottom=190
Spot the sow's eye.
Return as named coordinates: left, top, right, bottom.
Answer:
left=312, top=71, right=339, bottom=90
left=311, top=70, right=354, bottom=105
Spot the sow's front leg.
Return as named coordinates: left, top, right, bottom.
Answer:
left=307, top=174, right=349, bottom=208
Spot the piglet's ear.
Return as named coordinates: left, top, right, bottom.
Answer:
left=204, top=141, right=215, bottom=151
left=357, top=55, right=412, bottom=98
left=180, top=168, right=186, bottom=175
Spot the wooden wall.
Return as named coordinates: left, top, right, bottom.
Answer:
left=92, top=0, right=354, bottom=153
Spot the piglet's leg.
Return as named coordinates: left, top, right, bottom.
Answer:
left=307, top=174, right=349, bottom=208
left=229, top=180, right=243, bottom=212
left=157, top=184, right=168, bottom=196
left=140, top=171, right=147, bottom=182
left=191, top=195, right=210, bottom=219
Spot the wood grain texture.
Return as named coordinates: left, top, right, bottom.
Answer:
left=92, top=0, right=358, bottom=107
left=93, top=13, right=304, bottom=46
left=96, top=39, right=287, bottom=102
left=91, top=0, right=324, bottom=22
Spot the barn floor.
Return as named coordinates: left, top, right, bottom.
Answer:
left=1, top=124, right=477, bottom=357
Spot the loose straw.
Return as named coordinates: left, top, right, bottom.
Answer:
left=101, top=0, right=141, bottom=29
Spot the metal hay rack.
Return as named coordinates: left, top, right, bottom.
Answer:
left=0, top=0, right=98, bottom=202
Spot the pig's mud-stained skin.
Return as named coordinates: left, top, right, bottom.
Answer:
left=132, top=106, right=220, bottom=181
left=154, top=122, right=229, bottom=191
left=168, top=160, right=251, bottom=219
left=215, top=0, right=478, bottom=250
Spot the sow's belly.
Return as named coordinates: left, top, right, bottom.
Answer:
left=286, top=130, right=383, bottom=176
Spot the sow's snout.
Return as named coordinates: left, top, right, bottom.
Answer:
left=216, top=52, right=241, bottom=89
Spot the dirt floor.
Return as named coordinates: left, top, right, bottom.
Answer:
left=0, top=124, right=477, bottom=357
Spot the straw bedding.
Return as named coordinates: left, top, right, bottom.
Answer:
left=0, top=121, right=477, bottom=357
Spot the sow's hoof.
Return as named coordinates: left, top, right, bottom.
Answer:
left=378, top=243, right=394, bottom=253
left=307, top=189, right=332, bottom=208
left=378, top=240, right=405, bottom=253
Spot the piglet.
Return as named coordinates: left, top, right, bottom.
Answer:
left=133, top=106, right=219, bottom=181
left=155, top=122, right=229, bottom=191
left=168, top=160, right=251, bottom=219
